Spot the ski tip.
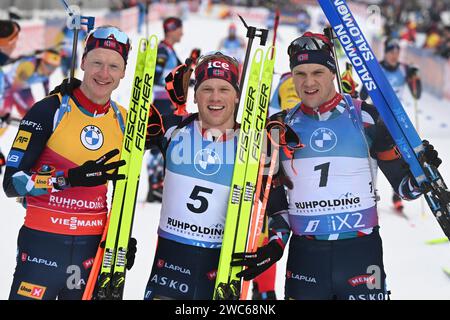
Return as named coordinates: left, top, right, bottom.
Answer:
left=252, top=48, right=264, bottom=62
left=148, top=34, right=158, bottom=49
left=425, top=237, right=449, bottom=245
left=266, top=46, right=276, bottom=61
left=138, top=38, right=147, bottom=52
left=442, top=267, right=450, bottom=277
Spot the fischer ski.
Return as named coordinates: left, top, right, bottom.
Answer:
left=318, top=0, right=450, bottom=240
left=425, top=237, right=449, bottom=245
left=93, top=35, right=158, bottom=300
left=443, top=266, right=450, bottom=278
left=214, top=46, right=276, bottom=300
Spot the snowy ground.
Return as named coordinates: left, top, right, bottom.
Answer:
left=1, top=11, right=450, bottom=300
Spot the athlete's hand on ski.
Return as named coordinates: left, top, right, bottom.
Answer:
left=125, top=237, right=137, bottom=270
left=68, top=149, right=126, bottom=187
left=406, top=141, right=442, bottom=193
left=231, top=241, right=283, bottom=281
left=99, top=237, right=137, bottom=270
left=374, top=122, right=442, bottom=168
left=422, top=140, right=442, bottom=168
left=50, top=77, right=82, bottom=96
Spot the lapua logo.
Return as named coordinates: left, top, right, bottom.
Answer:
left=156, top=259, right=191, bottom=275
left=286, top=271, right=317, bottom=283
left=21, top=253, right=58, bottom=268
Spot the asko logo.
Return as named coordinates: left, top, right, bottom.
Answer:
left=17, top=281, right=47, bottom=300
left=149, top=274, right=189, bottom=294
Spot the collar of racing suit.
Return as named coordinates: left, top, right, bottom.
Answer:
left=300, top=92, right=342, bottom=116
left=73, top=87, right=110, bottom=116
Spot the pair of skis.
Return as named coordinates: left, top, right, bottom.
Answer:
left=318, top=0, right=450, bottom=239
left=214, top=46, right=276, bottom=300
left=83, top=35, right=158, bottom=300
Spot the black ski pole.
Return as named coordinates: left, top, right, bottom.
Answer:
left=271, top=8, right=280, bottom=59
left=324, top=26, right=343, bottom=93
left=146, top=1, right=150, bottom=39
left=59, top=0, right=95, bottom=82
left=56, top=1, right=94, bottom=127
left=236, top=15, right=268, bottom=120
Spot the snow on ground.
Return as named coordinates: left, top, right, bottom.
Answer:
left=1, top=11, right=450, bottom=300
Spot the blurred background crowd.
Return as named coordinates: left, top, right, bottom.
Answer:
left=4, top=0, right=447, bottom=58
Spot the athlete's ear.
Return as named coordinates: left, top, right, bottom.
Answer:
left=80, top=57, right=85, bottom=71
left=193, top=92, right=197, bottom=104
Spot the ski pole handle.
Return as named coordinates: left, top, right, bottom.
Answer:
left=324, top=27, right=343, bottom=93
left=236, top=15, right=269, bottom=112
left=60, top=0, right=95, bottom=83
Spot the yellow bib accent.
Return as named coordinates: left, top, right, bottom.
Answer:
left=47, top=95, right=127, bottom=166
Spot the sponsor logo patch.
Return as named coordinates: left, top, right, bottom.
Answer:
left=17, top=282, right=47, bottom=300
left=20, top=120, right=43, bottom=131
left=12, top=130, right=32, bottom=150
left=348, top=274, right=376, bottom=287
left=80, top=125, right=104, bottom=150
left=194, top=148, right=221, bottom=176
left=34, top=175, right=53, bottom=189
left=310, top=127, right=337, bottom=153
left=82, top=258, right=95, bottom=270
left=6, top=150, right=24, bottom=168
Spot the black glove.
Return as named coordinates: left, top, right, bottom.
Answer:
left=231, top=241, right=283, bottom=281
left=68, top=149, right=126, bottom=187
left=406, top=65, right=419, bottom=79
left=50, top=77, right=82, bottom=96
left=145, top=104, right=164, bottom=150
left=165, top=59, right=194, bottom=108
left=125, top=237, right=137, bottom=270
left=371, top=118, right=396, bottom=157
left=406, top=66, right=422, bottom=100
left=422, top=140, right=442, bottom=168
left=99, top=237, right=137, bottom=270
left=189, top=48, right=201, bottom=64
